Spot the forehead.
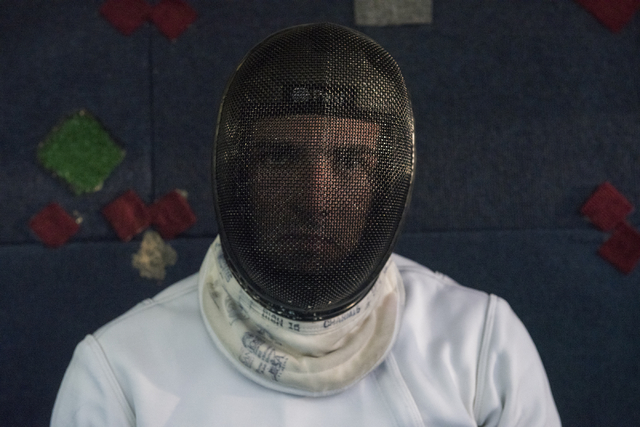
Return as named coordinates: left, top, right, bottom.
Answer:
left=252, top=115, right=379, bottom=146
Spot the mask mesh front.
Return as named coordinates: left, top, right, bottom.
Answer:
left=213, top=23, right=414, bottom=320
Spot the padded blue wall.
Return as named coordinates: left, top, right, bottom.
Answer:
left=1, top=1, right=639, bottom=425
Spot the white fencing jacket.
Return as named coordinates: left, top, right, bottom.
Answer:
left=51, top=247, right=561, bottom=426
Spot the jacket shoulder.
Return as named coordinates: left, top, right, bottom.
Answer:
left=391, top=253, right=490, bottom=305
left=93, top=273, right=200, bottom=339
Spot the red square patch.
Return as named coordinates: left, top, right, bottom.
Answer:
left=575, top=0, right=640, bottom=32
left=149, top=190, right=197, bottom=239
left=100, top=0, right=153, bottom=36
left=598, top=223, right=640, bottom=274
left=102, top=190, right=151, bottom=241
left=150, top=0, right=197, bottom=40
left=29, top=203, right=80, bottom=248
left=581, top=182, right=633, bottom=231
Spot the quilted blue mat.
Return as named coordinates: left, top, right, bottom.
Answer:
left=1, top=1, right=639, bottom=425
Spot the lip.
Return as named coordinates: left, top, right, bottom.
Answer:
left=282, top=233, right=335, bottom=251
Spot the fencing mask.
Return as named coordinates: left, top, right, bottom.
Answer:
left=213, top=23, right=414, bottom=321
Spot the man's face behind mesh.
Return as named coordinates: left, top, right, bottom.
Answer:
left=214, top=24, right=414, bottom=318
left=248, top=115, right=379, bottom=273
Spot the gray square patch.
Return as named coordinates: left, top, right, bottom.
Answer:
left=354, top=0, right=433, bottom=26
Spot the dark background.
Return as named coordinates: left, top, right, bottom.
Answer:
left=1, top=1, right=639, bottom=425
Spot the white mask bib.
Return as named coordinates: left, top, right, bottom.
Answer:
left=198, top=237, right=405, bottom=396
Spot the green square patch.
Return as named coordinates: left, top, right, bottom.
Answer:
left=37, top=110, right=125, bottom=195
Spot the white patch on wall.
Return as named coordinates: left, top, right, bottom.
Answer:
left=354, top=0, right=433, bottom=26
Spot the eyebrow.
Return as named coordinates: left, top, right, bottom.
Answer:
left=333, top=144, right=376, bottom=154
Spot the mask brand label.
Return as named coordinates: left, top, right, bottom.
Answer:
left=323, top=306, right=361, bottom=328
left=285, top=83, right=357, bottom=108
left=261, top=307, right=284, bottom=328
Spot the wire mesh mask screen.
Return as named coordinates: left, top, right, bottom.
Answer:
left=213, top=23, right=414, bottom=320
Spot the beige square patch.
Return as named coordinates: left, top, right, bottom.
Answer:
left=132, top=230, right=178, bottom=280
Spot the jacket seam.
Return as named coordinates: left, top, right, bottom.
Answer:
left=473, top=294, right=497, bottom=422
left=86, top=335, right=136, bottom=425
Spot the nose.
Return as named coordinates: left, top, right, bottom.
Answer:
left=298, top=153, right=331, bottom=221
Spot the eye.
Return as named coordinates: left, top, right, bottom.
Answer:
left=256, top=142, right=298, bottom=167
left=266, top=146, right=291, bottom=165
left=334, top=147, right=375, bottom=173
left=337, top=153, right=361, bottom=171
